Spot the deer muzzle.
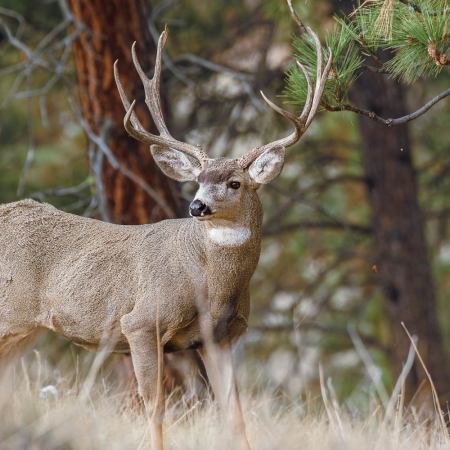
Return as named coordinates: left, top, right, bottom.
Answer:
left=189, top=199, right=212, bottom=218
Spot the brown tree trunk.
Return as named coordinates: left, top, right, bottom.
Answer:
left=68, top=0, right=180, bottom=224
left=352, top=74, right=450, bottom=405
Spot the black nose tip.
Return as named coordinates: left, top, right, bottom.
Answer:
left=189, top=199, right=211, bottom=217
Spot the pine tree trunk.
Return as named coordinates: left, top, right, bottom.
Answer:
left=68, top=0, right=180, bottom=224
left=351, top=73, right=450, bottom=404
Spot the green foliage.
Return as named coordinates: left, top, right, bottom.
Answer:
left=286, top=23, right=362, bottom=108
left=351, top=0, right=449, bottom=83
left=385, top=1, right=449, bottom=82
left=285, top=0, right=449, bottom=108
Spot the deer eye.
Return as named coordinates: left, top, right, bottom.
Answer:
left=228, top=181, right=241, bottom=190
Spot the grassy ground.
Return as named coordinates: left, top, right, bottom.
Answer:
left=1, top=353, right=449, bottom=450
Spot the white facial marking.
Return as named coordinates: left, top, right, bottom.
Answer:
left=208, top=226, right=251, bottom=247
left=194, top=185, right=213, bottom=206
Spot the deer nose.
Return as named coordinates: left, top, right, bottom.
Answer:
left=189, top=199, right=211, bottom=217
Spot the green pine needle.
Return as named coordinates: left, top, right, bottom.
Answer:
left=285, top=23, right=363, bottom=110
left=284, top=0, right=449, bottom=110
left=384, top=0, right=449, bottom=83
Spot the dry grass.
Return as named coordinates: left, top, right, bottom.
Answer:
left=0, top=351, right=449, bottom=450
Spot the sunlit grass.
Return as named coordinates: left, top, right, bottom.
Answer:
left=0, top=351, right=448, bottom=450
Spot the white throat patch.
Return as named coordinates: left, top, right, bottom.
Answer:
left=207, top=226, right=251, bottom=247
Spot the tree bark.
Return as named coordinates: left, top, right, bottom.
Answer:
left=352, top=73, right=450, bottom=405
left=68, top=0, right=180, bottom=224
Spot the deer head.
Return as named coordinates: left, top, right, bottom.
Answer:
left=114, top=27, right=331, bottom=224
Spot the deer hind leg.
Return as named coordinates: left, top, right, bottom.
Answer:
left=121, top=315, right=165, bottom=450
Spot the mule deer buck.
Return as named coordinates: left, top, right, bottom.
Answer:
left=0, top=20, right=330, bottom=450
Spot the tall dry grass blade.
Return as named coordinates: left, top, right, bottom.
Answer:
left=384, top=340, right=416, bottom=422
left=1, top=357, right=450, bottom=450
left=349, top=326, right=389, bottom=407
left=33, top=349, right=42, bottom=389
left=319, top=364, right=344, bottom=438
left=149, top=296, right=164, bottom=450
left=401, top=322, right=448, bottom=436
left=326, top=377, right=345, bottom=437
left=20, top=356, right=31, bottom=396
left=79, top=329, right=118, bottom=402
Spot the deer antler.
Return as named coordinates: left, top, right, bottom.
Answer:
left=114, top=27, right=208, bottom=163
left=236, top=25, right=332, bottom=169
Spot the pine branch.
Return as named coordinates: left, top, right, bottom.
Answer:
left=285, top=1, right=448, bottom=118
left=263, top=220, right=372, bottom=236
left=326, top=87, right=450, bottom=126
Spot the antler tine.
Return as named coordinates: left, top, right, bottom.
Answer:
left=297, top=60, right=313, bottom=122
left=260, top=91, right=298, bottom=123
left=122, top=100, right=177, bottom=148
left=304, top=27, right=332, bottom=129
left=114, top=28, right=207, bottom=162
left=236, top=25, right=331, bottom=169
left=287, top=0, right=307, bottom=34
left=306, top=49, right=332, bottom=129
left=114, top=60, right=146, bottom=132
left=131, top=31, right=171, bottom=137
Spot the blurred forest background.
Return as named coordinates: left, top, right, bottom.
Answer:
left=0, top=0, right=449, bottom=411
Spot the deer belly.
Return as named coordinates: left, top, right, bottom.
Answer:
left=38, top=306, right=126, bottom=350
left=59, top=333, right=130, bottom=354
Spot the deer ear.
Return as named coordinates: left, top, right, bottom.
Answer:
left=150, top=145, right=201, bottom=182
left=247, top=146, right=285, bottom=184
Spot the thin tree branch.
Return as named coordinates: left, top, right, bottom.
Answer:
left=75, top=113, right=176, bottom=219
left=263, top=220, right=372, bottom=236
left=252, top=322, right=389, bottom=353
left=16, top=72, right=36, bottom=197
left=326, top=87, right=450, bottom=126
left=175, top=54, right=254, bottom=82
left=264, top=183, right=372, bottom=236
left=30, top=180, right=91, bottom=200
left=304, top=174, right=365, bottom=193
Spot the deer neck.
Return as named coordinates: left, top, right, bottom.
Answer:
left=181, top=192, right=262, bottom=282
left=180, top=194, right=262, bottom=324
left=201, top=193, right=262, bottom=251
